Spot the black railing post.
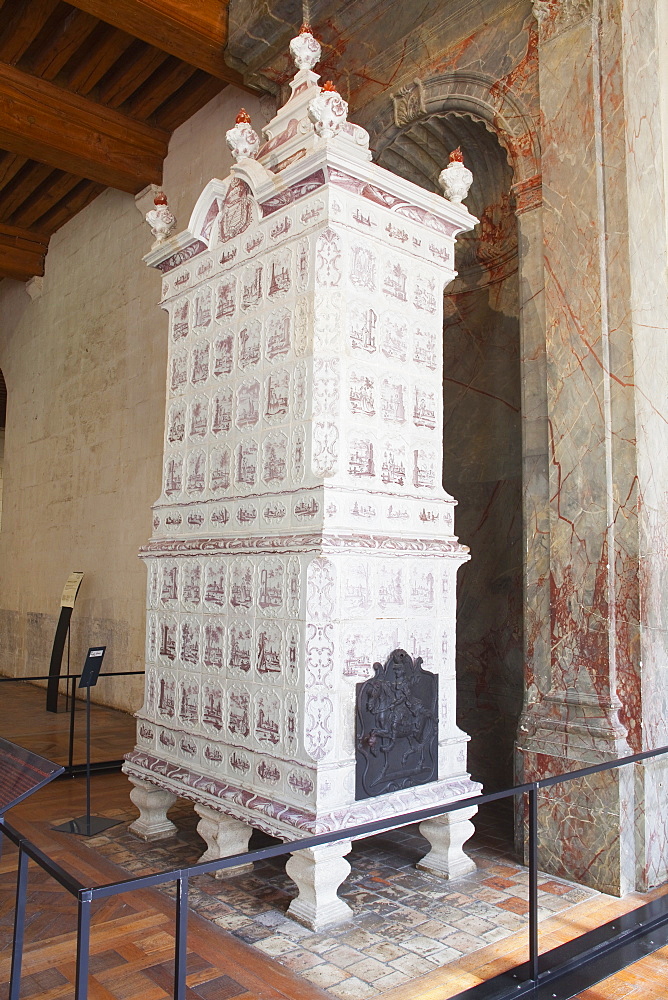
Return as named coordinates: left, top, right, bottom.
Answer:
left=174, top=874, right=189, bottom=1000
left=75, top=890, right=92, bottom=1000
left=528, top=783, right=539, bottom=982
left=9, top=844, right=29, bottom=1000
left=68, top=672, right=77, bottom=772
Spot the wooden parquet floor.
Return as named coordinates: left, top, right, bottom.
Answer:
left=0, top=682, right=666, bottom=999
left=0, top=682, right=325, bottom=1000
left=0, top=680, right=136, bottom=767
left=0, top=775, right=328, bottom=1000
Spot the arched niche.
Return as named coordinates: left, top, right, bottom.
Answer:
left=369, top=71, right=540, bottom=189
left=373, top=79, right=544, bottom=807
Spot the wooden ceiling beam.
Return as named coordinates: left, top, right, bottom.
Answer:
left=152, top=71, right=226, bottom=132
left=0, top=151, right=26, bottom=192
left=0, top=161, right=53, bottom=218
left=0, top=62, right=168, bottom=192
left=123, top=58, right=198, bottom=120
left=33, top=178, right=104, bottom=234
left=22, top=7, right=100, bottom=81
left=7, top=170, right=83, bottom=228
left=0, top=0, right=61, bottom=64
left=97, top=43, right=170, bottom=109
left=64, top=24, right=136, bottom=95
left=0, top=222, right=48, bottom=280
left=63, top=0, right=252, bottom=89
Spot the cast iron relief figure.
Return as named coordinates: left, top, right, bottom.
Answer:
left=356, top=648, right=438, bottom=799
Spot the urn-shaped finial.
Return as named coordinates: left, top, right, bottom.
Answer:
left=307, top=80, right=349, bottom=138
left=289, top=24, right=321, bottom=70
left=145, top=191, right=176, bottom=244
left=438, top=147, right=473, bottom=205
left=225, top=108, right=260, bottom=162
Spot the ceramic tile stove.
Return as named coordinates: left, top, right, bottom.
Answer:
left=124, top=27, right=481, bottom=930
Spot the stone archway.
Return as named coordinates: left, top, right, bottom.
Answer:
left=368, top=71, right=540, bottom=191
left=371, top=75, right=548, bottom=809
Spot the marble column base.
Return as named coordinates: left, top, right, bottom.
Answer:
left=285, top=840, right=353, bottom=931
left=417, top=807, right=477, bottom=878
left=194, top=804, right=254, bottom=877
left=128, top=776, right=177, bottom=841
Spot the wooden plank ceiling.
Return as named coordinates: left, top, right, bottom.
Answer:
left=0, top=0, right=252, bottom=281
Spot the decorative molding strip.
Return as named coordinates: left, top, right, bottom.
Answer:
left=155, top=239, right=207, bottom=273
left=259, top=169, right=326, bottom=216
left=328, top=167, right=460, bottom=237
left=124, top=752, right=477, bottom=837
left=139, top=532, right=470, bottom=559
left=512, top=173, right=543, bottom=215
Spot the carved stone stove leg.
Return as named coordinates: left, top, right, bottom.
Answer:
left=194, top=805, right=254, bottom=877
left=417, top=807, right=477, bottom=879
left=286, top=840, right=353, bottom=931
left=128, top=777, right=177, bottom=840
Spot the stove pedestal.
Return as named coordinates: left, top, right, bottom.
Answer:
left=418, top=807, right=478, bottom=879
left=128, top=776, right=177, bottom=841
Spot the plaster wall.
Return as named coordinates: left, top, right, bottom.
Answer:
left=0, top=85, right=269, bottom=714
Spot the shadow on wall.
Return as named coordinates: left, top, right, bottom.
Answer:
left=444, top=282, right=523, bottom=795
left=379, top=114, right=524, bottom=798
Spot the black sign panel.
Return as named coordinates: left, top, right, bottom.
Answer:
left=78, top=646, right=106, bottom=689
left=356, top=648, right=438, bottom=800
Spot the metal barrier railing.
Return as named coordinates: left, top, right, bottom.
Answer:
left=2, top=743, right=668, bottom=1000
left=0, top=671, right=144, bottom=777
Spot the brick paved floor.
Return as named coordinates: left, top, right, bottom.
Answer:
left=86, top=800, right=599, bottom=999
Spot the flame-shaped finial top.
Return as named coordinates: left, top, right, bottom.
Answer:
left=439, top=147, right=473, bottom=204
left=226, top=109, right=260, bottom=161
left=146, top=191, right=176, bottom=244
left=322, top=80, right=338, bottom=92
left=290, top=25, right=321, bottom=70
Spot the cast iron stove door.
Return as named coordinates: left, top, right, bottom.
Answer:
left=355, top=648, right=438, bottom=799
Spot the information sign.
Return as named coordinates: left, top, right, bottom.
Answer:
left=78, top=646, right=106, bottom=689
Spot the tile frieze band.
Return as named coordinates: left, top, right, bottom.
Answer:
left=139, top=532, right=470, bottom=558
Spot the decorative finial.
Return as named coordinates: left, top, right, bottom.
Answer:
left=289, top=25, right=321, bottom=70
left=226, top=109, right=260, bottom=161
left=308, top=80, right=349, bottom=138
left=145, top=190, right=176, bottom=244
left=438, top=147, right=473, bottom=205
